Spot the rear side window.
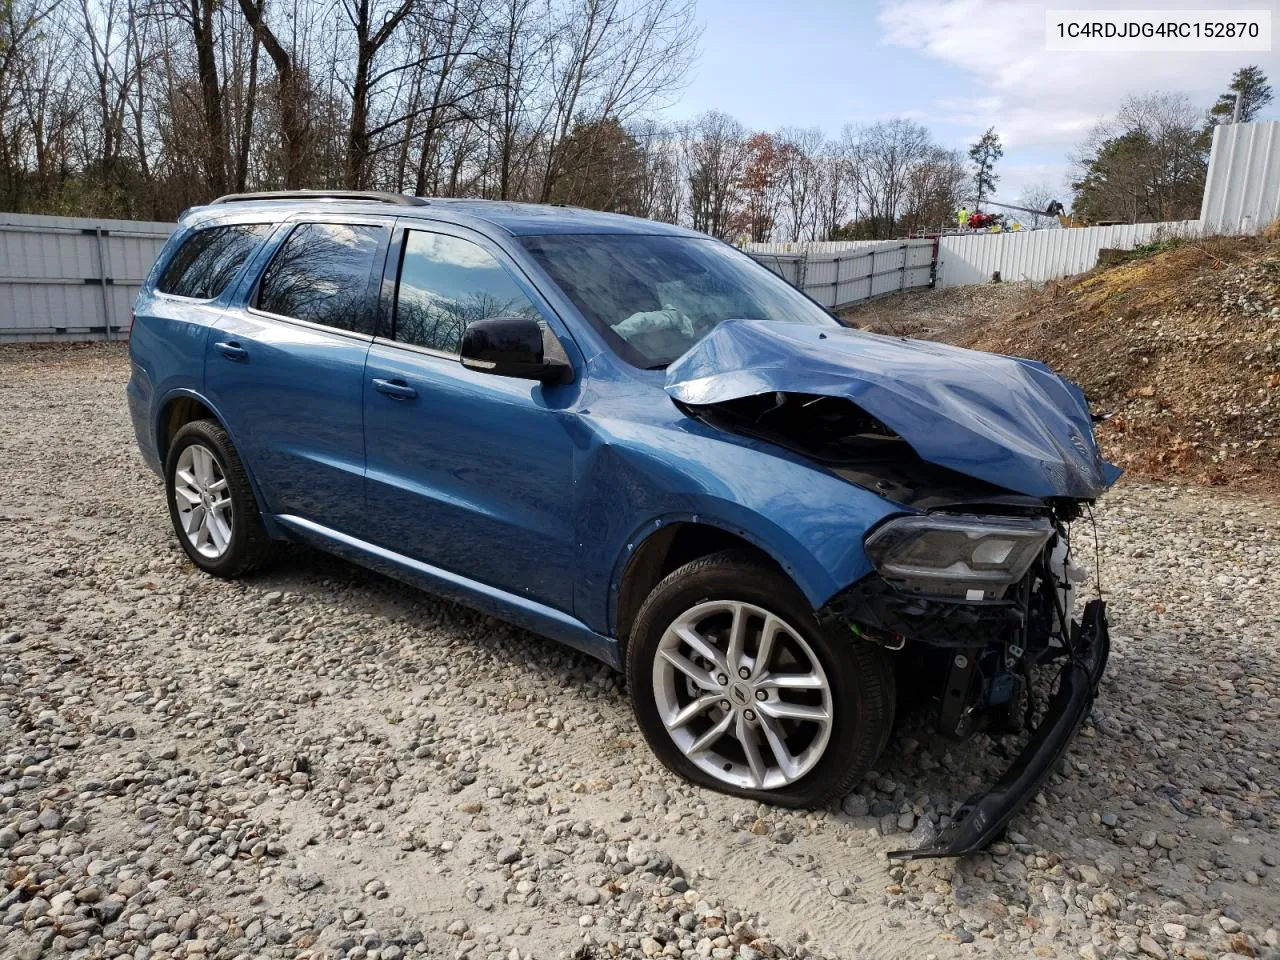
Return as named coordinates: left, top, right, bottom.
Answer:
left=394, top=230, right=540, bottom=354
left=257, top=223, right=383, bottom=334
left=156, top=224, right=271, bottom=300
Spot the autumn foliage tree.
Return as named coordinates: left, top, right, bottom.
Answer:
left=736, top=132, right=784, bottom=242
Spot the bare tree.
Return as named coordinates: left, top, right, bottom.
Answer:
left=158, top=0, right=232, bottom=194
left=0, top=0, right=67, bottom=207
left=776, top=126, right=821, bottom=241
left=80, top=0, right=138, bottom=198
left=850, top=117, right=931, bottom=239
left=485, top=0, right=546, bottom=199
left=0, top=0, right=1006, bottom=237
left=405, top=0, right=486, bottom=196
left=898, top=145, right=965, bottom=236
left=1016, top=182, right=1060, bottom=229
left=536, top=0, right=696, bottom=202
left=233, top=0, right=311, bottom=188
left=339, top=0, right=414, bottom=187
left=633, top=118, right=680, bottom=222
left=814, top=128, right=857, bottom=241
left=682, top=110, right=746, bottom=239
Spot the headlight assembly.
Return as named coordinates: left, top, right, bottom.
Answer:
left=865, top=514, right=1053, bottom=598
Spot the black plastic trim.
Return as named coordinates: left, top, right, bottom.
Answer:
left=821, top=571, right=1026, bottom=648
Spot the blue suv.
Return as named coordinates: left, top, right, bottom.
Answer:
left=128, top=191, right=1117, bottom=857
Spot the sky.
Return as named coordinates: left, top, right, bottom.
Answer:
left=662, top=0, right=1280, bottom=207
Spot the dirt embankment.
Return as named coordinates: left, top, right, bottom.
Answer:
left=843, top=232, right=1280, bottom=493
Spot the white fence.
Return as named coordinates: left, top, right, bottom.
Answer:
left=748, top=239, right=917, bottom=256
left=747, top=237, right=935, bottom=309
left=1201, top=120, right=1280, bottom=235
left=0, top=212, right=174, bottom=342
left=934, top=219, right=1202, bottom=288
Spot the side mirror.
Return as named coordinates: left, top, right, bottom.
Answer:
left=460, top=317, right=568, bottom=383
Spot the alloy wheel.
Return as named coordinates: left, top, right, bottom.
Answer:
left=651, top=600, right=833, bottom=791
left=172, top=443, right=234, bottom=559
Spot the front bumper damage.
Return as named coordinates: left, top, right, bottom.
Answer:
left=887, top=598, right=1110, bottom=860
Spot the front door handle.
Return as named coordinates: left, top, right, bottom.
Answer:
left=372, top=378, right=418, bottom=400
left=214, top=340, right=248, bottom=361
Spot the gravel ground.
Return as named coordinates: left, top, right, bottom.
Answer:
left=838, top=284, right=1037, bottom=340
left=2, top=343, right=1279, bottom=960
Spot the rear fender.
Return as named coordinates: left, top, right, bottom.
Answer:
left=153, top=387, right=282, bottom=539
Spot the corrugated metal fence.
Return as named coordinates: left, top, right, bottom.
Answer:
left=753, top=218, right=1209, bottom=294
left=934, top=219, right=1202, bottom=288
left=1200, top=120, right=1280, bottom=235
left=747, top=238, right=935, bottom=309
left=1, top=212, right=174, bottom=342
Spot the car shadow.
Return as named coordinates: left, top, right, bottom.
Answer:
left=241, top=539, right=1061, bottom=819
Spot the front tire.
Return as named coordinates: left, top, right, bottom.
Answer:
left=165, top=419, right=273, bottom=578
left=626, top=549, right=894, bottom=807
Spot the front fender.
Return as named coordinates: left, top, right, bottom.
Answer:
left=573, top=417, right=908, bottom=637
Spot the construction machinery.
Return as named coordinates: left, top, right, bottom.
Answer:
left=970, top=199, right=1095, bottom=229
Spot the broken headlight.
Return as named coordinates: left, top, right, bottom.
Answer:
left=865, top=514, right=1053, bottom=599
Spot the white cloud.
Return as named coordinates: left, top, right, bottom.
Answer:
left=878, top=0, right=1280, bottom=152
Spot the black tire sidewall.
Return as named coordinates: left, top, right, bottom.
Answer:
left=627, top=552, right=891, bottom=808
left=163, top=421, right=262, bottom=577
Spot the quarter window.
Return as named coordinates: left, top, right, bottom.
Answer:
left=257, top=223, right=383, bottom=334
left=394, top=231, right=541, bottom=355
left=156, top=224, right=271, bottom=300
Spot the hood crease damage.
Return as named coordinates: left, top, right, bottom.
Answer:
left=665, top=319, right=1122, bottom=502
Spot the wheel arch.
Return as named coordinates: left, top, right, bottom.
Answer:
left=611, top=515, right=805, bottom=651
left=157, top=392, right=219, bottom=464
left=154, top=388, right=276, bottom=534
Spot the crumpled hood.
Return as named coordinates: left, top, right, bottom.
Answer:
left=665, top=319, right=1121, bottom=500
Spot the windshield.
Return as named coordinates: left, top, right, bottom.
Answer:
left=519, top=234, right=839, bottom=368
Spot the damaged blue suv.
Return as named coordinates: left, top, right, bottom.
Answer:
left=128, top=191, right=1117, bottom=858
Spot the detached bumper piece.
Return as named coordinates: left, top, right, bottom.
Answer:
left=888, top=598, right=1110, bottom=861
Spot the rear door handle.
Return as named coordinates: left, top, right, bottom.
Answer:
left=214, top=341, right=248, bottom=361
left=372, top=378, right=418, bottom=401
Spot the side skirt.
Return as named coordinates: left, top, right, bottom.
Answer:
left=273, top=514, right=622, bottom=670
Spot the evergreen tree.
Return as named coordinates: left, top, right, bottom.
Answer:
left=968, top=127, right=1002, bottom=209
left=1209, top=66, right=1273, bottom=124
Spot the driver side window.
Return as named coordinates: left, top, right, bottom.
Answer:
left=394, top=231, right=543, bottom=355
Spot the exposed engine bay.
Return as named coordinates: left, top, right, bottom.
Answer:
left=687, top=391, right=1047, bottom=509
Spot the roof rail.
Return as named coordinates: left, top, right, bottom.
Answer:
left=208, top=190, right=429, bottom=207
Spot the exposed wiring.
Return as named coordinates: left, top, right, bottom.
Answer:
left=1085, top=503, right=1103, bottom=597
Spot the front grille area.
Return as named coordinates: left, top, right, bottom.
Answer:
left=820, top=571, right=1027, bottom=649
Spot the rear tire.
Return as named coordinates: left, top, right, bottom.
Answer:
left=626, top=549, right=894, bottom=807
left=164, top=419, right=273, bottom=578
